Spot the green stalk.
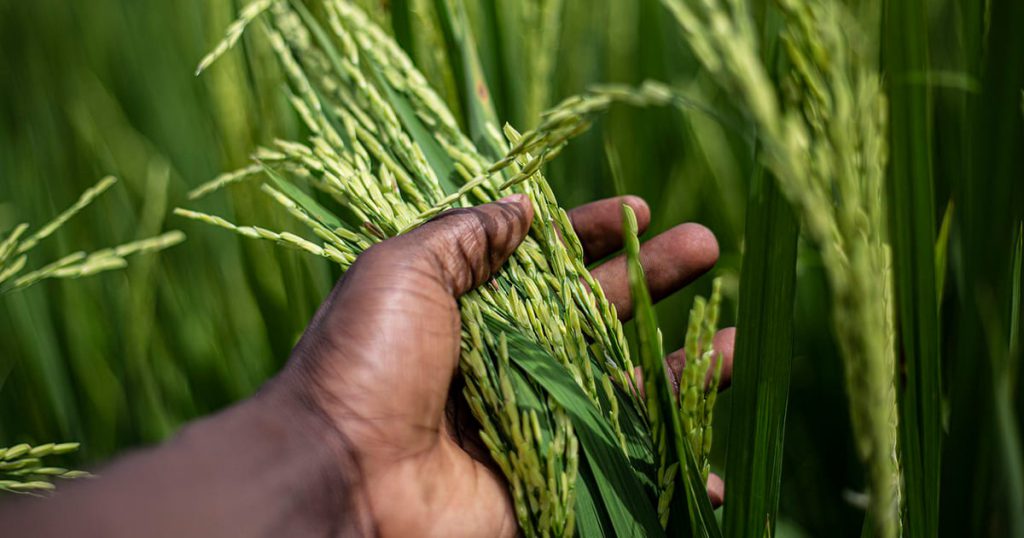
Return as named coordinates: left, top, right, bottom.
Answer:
left=623, top=205, right=719, bottom=538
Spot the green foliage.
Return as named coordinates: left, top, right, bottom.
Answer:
left=883, top=2, right=942, bottom=536
left=180, top=3, right=737, bottom=533
left=941, top=0, right=1024, bottom=535
left=723, top=170, right=798, bottom=537
left=1, top=0, right=1022, bottom=536
left=660, top=0, right=900, bottom=534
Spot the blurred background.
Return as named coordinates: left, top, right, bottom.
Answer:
left=0, top=1, right=1019, bottom=536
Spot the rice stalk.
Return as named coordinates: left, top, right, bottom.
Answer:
left=184, top=1, right=724, bottom=534
left=678, top=277, right=723, bottom=483
left=492, top=0, right=902, bottom=532
left=0, top=442, right=89, bottom=495
left=658, top=0, right=901, bottom=535
left=480, top=0, right=912, bottom=534
left=0, top=176, right=185, bottom=294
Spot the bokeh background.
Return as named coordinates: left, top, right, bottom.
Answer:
left=1, top=1, right=1020, bottom=536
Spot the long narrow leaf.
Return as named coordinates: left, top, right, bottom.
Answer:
left=998, top=223, right=1024, bottom=536
left=722, top=170, right=798, bottom=538
left=943, top=0, right=1024, bottom=534
left=431, top=0, right=501, bottom=156
left=883, top=0, right=941, bottom=535
left=935, top=200, right=954, bottom=301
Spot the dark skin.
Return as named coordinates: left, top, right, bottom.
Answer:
left=1, top=194, right=735, bottom=537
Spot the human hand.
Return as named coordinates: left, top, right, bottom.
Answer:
left=270, top=194, right=735, bottom=536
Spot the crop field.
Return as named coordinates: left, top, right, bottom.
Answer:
left=0, top=0, right=1021, bottom=536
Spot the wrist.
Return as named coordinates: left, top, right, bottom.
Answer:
left=248, top=377, right=373, bottom=537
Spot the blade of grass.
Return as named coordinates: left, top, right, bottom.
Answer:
left=935, top=200, right=953, bottom=301
left=431, top=0, right=500, bottom=156
left=1011, top=222, right=1022, bottom=375
left=722, top=168, right=798, bottom=538
left=943, top=0, right=1024, bottom=534
left=260, top=165, right=343, bottom=230
left=389, top=0, right=413, bottom=54
left=575, top=464, right=613, bottom=538
left=883, top=0, right=941, bottom=535
left=996, top=222, right=1024, bottom=536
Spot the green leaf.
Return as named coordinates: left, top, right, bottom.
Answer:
left=389, top=0, right=414, bottom=55
left=431, top=0, right=501, bottom=156
left=997, top=222, right=1024, bottom=537
left=883, top=0, right=941, bottom=535
left=943, top=0, right=1024, bottom=534
left=575, top=465, right=612, bottom=538
left=679, top=432, right=721, bottom=538
left=722, top=169, right=798, bottom=538
left=1011, top=222, right=1022, bottom=362
left=935, top=200, right=954, bottom=302
left=260, top=165, right=342, bottom=230
left=492, top=315, right=664, bottom=538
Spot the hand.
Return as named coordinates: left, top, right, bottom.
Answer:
left=271, top=193, right=736, bottom=536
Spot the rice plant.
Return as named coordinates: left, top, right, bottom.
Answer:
left=419, top=1, right=902, bottom=531
left=0, top=177, right=182, bottom=494
left=3, top=0, right=1022, bottom=536
left=181, top=1, right=727, bottom=534
left=468, top=0, right=903, bottom=533
left=655, top=1, right=902, bottom=535
left=0, top=176, right=185, bottom=294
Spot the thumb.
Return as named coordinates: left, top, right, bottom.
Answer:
left=390, top=193, right=534, bottom=296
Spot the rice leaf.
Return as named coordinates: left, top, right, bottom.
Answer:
left=575, top=465, right=612, bottom=538
left=1012, top=222, right=1022, bottom=364
left=935, top=200, right=954, bottom=302
left=1001, top=222, right=1024, bottom=536
left=260, top=165, right=343, bottom=230
left=722, top=169, right=798, bottom=538
left=883, top=1, right=942, bottom=535
left=431, top=0, right=501, bottom=156
left=494, top=315, right=664, bottom=537
left=943, top=0, right=1024, bottom=533
left=679, top=434, right=721, bottom=538
left=389, top=0, right=414, bottom=54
